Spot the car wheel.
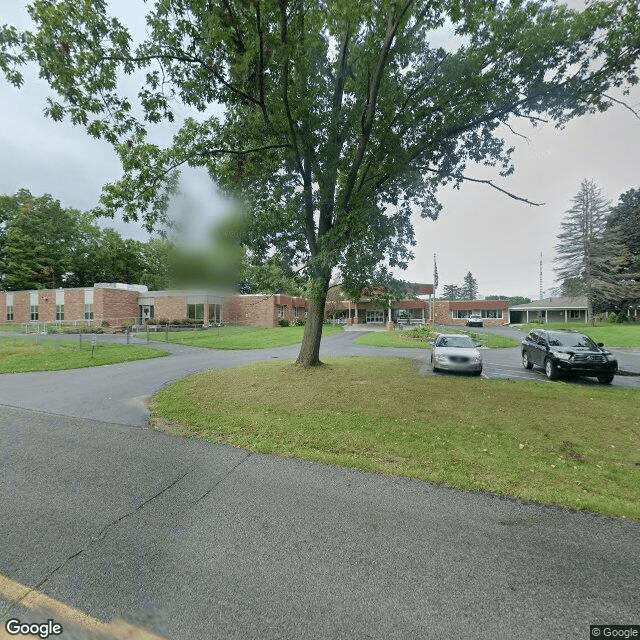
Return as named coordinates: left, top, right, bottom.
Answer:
left=597, top=373, right=614, bottom=384
left=522, top=352, right=533, bottom=370
left=544, top=357, right=558, bottom=380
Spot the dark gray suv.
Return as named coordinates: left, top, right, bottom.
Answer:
left=521, top=329, right=618, bottom=383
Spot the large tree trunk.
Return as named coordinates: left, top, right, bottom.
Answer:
left=296, top=276, right=330, bottom=367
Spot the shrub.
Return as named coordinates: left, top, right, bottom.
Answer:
left=46, top=325, right=59, bottom=334
left=101, top=320, right=110, bottom=327
left=295, top=317, right=306, bottom=326
left=400, top=324, right=435, bottom=343
left=616, top=311, right=628, bottom=323
left=278, top=318, right=290, bottom=327
left=608, top=312, right=618, bottom=324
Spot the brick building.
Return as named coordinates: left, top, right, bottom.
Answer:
left=0, top=283, right=305, bottom=328
left=4, top=283, right=514, bottom=329
left=433, top=299, right=509, bottom=326
left=326, top=284, right=434, bottom=325
left=1, top=283, right=144, bottom=326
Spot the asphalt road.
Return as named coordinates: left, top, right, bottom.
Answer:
left=1, top=330, right=639, bottom=639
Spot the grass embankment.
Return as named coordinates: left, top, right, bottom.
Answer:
left=356, top=327, right=518, bottom=349
left=0, top=338, right=167, bottom=373
left=152, top=357, right=640, bottom=520
left=139, top=324, right=343, bottom=349
left=355, top=330, right=431, bottom=349
left=518, top=323, right=640, bottom=347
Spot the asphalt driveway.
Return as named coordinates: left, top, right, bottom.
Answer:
left=1, top=330, right=639, bottom=639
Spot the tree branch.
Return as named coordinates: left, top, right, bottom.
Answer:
left=419, top=167, right=544, bottom=205
left=340, top=0, right=415, bottom=214
left=255, top=0, right=269, bottom=122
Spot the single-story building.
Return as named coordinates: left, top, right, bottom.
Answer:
left=433, top=299, right=509, bottom=326
left=508, top=297, right=589, bottom=324
left=0, top=283, right=308, bottom=329
left=326, top=284, right=434, bottom=325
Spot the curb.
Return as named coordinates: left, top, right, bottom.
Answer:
left=617, top=369, right=640, bottom=377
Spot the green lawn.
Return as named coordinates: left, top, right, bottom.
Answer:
left=436, top=327, right=519, bottom=348
left=0, top=324, right=30, bottom=333
left=152, top=356, right=640, bottom=520
left=518, top=322, right=640, bottom=347
left=355, top=327, right=518, bottom=349
left=138, top=324, right=343, bottom=349
left=0, top=338, right=168, bottom=373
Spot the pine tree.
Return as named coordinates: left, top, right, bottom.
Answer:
left=462, top=272, right=478, bottom=300
left=554, top=179, right=610, bottom=320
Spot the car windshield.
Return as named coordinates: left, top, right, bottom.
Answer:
left=436, top=336, right=475, bottom=348
left=546, top=331, right=598, bottom=349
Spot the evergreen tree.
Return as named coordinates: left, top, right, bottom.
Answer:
left=461, top=272, right=478, bottom=300
left=442, top=284, right=461, bottom=300
left=554, top=179, right=610, bottom=319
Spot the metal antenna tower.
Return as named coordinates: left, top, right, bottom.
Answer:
left=539, top=252, right=543, bottom=300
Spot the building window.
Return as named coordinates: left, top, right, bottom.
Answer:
left=569, top=310, right=581, bottom=319
left=366, top=309, right=385, bottom=323
left=187, top=303, right=204, bottom=321
left=56, top=305, right=64, bottom=321
left=294, top=306, right=306, bottom=318
left=481, top=309, right=503, bottom=319
left=451, top=310, right=471, bottom=319
left=6, top=306, right=14, bottom=321
left=208, top=303, right=221, bottom=324
left=30, top=305, right=39, bottom=321
left=84, top=303, right=94, bottom=320
left=277, top=305, right=286, bottom=318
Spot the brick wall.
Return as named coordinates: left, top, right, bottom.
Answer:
left=224, top=295, right=276, bottom=327
left=37, top=290, right=56, bottom=323
left=95, top=289, right=140, bottom=325
left=12, top=291, right=30, bottom=323
left=154, top=297, right=187, bottom=323
left=65, top=289, right=85, bottom=323
left=434, top=300, right=508, bottom=326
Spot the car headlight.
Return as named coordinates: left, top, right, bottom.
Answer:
left=555, top=352, right=571, bottom=361
left=435, top=355, right=446, bottom=362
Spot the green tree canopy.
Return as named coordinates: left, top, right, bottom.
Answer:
left=0, top=189, right=78, bottom=290
left=0, top=189, right=175, bottom=291
left=3, top=0, right=639, bottom=362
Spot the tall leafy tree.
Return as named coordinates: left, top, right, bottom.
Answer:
left=3, top=1, right=640, bottom=364
left=461, top=271, right=478, bottom=300
left=554, top=179, right=610, bottom=319
left=0, top=189, right=79, bottom=290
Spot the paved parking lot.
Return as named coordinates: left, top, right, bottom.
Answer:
left=428, top=325, right=640, bottom=388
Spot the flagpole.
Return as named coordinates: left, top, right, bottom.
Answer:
left=432, top=253, right=438, bottom=325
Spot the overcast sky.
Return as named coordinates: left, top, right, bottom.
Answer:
left=1, top=1, right=639, bottom=300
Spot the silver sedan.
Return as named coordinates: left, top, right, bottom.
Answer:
left=431, top=334, right=483, bottom=375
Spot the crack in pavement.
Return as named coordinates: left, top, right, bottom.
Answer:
left=193, top=451, right=252, bottom=505
left=1, top=469, right=193, bottom=620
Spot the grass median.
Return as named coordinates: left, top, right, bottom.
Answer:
left=138, top=324, right=343, bottom=349
left=355, top=328, right=518, bottom=349
left=0, top=338, right=168, bottom=373
left=151, top=356, right=640, bottom=520
left=518, top=322, right=640, bottom=347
